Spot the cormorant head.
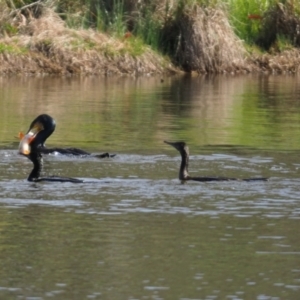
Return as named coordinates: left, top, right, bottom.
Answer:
left=18, top=114, right=56, bottom=156
left=164, top=141, right=189, bottom=155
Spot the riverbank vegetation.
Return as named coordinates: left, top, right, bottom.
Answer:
left=1, top=0, right=300, bottom=75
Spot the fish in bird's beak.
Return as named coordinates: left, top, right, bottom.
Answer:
left=18, top=132, right=25, bottom=139
left=18, top=122, right=44, bottom=155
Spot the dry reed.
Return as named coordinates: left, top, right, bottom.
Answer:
left=0, top=3, right=176, bottom=75
left=248, top=49, right=300, bottom=74
left=164, top=5, right=248, bottom=74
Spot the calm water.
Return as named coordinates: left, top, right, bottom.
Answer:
left=0, top=75, right=300, bottom=300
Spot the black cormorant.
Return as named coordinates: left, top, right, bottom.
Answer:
left=164, top=141, right=268, bottom=184
left=19, top=122, right=83, bottom=183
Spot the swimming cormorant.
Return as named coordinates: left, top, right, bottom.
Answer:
left=164, top=141, right=268, bottom=184
left=19, top=114, right=114, bottom=158
left=19, top=122, right=83, bottom=183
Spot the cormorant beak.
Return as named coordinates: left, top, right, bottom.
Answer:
left=18, top=122, right=44, bottom=155
left=164, top=140, right=178, bottom=149
left=164, top=140, right=186, bottom=152
left=164, top=141, right=174, bottom=146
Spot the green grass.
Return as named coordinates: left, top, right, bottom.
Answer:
left=225, top=0, right=269, bottom=44
left=2, top=23, right=18, bottom=36
left=276, top=34, right=294, bottom=52
left=226, top=0, right=300, bottom=48
left=133, top=9, right=162, bottom=51
left=124, top=37, right=145, bottom=56
left=70, top=36, right=97, bottom=51
left=0, top=42, right=26, bottom=54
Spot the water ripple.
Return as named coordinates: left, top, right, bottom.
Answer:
left=0, top=151, right=299, bottom=219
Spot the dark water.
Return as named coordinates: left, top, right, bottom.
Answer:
left=0, top=75, right=300, bottom=299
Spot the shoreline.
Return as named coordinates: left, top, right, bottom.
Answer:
left=1, top=4, right=300, bottom=76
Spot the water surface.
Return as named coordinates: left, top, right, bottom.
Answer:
left=0, top=75, right=299, bottom=299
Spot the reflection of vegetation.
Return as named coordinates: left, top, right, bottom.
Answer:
left=1, top=76, right=300, bottom=151
left=164, top=76, right=300, bottom=150
left=220, top=77, right=300, bottom=150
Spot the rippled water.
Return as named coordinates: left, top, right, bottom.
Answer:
left=0, top=75, right=300, bottom=299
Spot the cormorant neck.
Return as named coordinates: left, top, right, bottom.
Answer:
left=28, top=152, right=43, bottom=182
left=179, top=147, right=190, bottom=183
left=26, top=149, right=83, bottom=183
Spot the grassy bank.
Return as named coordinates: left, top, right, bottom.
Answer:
left=0, top=0, right=300, bottom=75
